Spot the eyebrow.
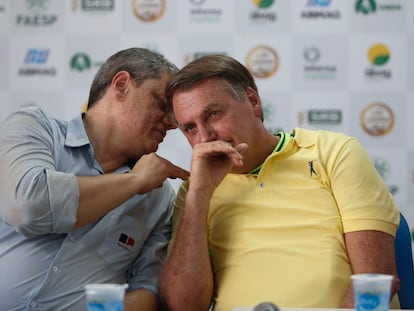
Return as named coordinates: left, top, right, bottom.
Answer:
left=176, top=102, right=223, bottom=129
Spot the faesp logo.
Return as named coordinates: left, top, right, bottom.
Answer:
left=16, top=0, right=58, bottom=27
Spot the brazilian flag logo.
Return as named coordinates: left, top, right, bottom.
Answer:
left=252, top=0, right=274, bottom=9
left=367, top=43, right=390, bottom=66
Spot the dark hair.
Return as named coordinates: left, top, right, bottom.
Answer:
left=165, top=54, right=258, bottom=114
left=87, top=47, right=178, bottom=108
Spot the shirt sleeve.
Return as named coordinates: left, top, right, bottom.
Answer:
left=0, top=108, right=78, bottom=236
left=127, top=182, right=175, bottom=295
left=325, top=136, right=399, bottom=236
left=167, top=180, right=188, bottom=254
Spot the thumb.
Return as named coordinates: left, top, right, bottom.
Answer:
left=234, top=143, right=248, bottom=156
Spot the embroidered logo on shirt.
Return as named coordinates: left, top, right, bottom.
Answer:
left=118, top=233, right=135, bottom=251
left=308, top=159, right=318, bottom=177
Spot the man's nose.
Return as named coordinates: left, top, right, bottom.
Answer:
left=198, top=124, right=217, bottom=143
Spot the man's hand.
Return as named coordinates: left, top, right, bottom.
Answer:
left=131, top=153, right=190, bottom=193
left=189, top=141, right=248, bottom=193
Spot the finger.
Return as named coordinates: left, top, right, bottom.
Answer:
left=169, top=166, right=190, bottom=180
left=234, top=143, right=248, bottom=155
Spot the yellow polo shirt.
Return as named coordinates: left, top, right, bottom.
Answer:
left=173, top=128, right=399, bottom=311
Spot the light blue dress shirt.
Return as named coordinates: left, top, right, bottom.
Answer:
left=0, top=107, right=175, bottom=311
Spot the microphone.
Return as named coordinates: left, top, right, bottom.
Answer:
left=253, top=302, right=280, bottom=311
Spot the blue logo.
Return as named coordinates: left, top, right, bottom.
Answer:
left=24, top=49, right=49, bottom=64
left=359, top=293, right=380, bottom=310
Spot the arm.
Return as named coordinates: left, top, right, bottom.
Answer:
left=0, top=109, right=189, bottom=235
left=322, top=136, right=400, bottom=307
left=160, top=141, right=247, bottom=311
left=341, top=230, right=400, bottom=308
left=75, top=152, right=189, bottom=228
left=124, top=289, right=160, bottom=311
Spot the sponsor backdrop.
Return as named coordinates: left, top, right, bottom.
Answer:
left=0, top=0, right=413, bottom=247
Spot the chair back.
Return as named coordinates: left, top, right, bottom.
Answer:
left=395, top=212, right=414, bottom=309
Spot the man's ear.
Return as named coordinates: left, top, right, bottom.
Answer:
left=112, top=71, right=130, bottom=100
left=246, top=87, right=263, bottom=120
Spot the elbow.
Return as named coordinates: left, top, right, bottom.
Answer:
left=161, top=284, right=212, bottom=311
left=0, top=196, right=51, bottom=236
left=163, top=296, right=211, bottom=311
left=392, top=274, right=400, bottom=297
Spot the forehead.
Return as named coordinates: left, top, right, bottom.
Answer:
left=173, top=79, right=232, bottom=105
left=172, top=79, right=235, bottom=121
left=137, top=72, right=172, bottom=95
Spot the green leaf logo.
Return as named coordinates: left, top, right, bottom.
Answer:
left=252, top=0, right=274, bottom=9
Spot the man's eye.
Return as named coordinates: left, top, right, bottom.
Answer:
left=184, top=124, right=196, bottom=133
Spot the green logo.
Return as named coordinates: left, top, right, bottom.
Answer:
left=367, top=43, right=390, bottom=66
left=252, top=0, right=274, bottom=9
left=70, top=52, right=91, bottom=71
left=355, top=0, right=376, bottom=15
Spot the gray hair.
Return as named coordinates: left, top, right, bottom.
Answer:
left=166, top=54, right=258, bottom=109
left=88, top=47, right=178, bottom=108
left=165, top=54, right=261, bottom=121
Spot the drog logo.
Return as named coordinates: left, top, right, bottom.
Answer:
left=252, top=0, right=274, bottom=9
left=367, top=43, right=390, bottom=66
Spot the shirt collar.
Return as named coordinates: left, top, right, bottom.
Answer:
left=65, top=113, right=91, bottom=148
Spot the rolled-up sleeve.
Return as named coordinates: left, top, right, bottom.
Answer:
left=0, top=108, right=79, bottom=236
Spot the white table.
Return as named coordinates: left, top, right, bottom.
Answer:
left=233, top=308, right=413, bottom=311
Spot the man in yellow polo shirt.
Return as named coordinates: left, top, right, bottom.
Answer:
left=159, top=55, right=400, bottom=311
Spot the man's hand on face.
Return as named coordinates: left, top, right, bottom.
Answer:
left=189, top=140, right=248, bottom=192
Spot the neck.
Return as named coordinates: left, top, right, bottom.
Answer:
left=232, top=132, right=279, bottom=174
left=83, top=111, right=125, bottom=173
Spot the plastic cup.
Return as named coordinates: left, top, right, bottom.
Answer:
left=351, top=274, right=393, bottom=311
left=85, top=283, right=128, bottom=311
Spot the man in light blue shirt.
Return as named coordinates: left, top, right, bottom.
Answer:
left=0, top=48, right=189, bottom=311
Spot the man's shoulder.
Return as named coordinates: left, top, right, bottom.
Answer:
left=293, top=127, right=354, bottom=147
